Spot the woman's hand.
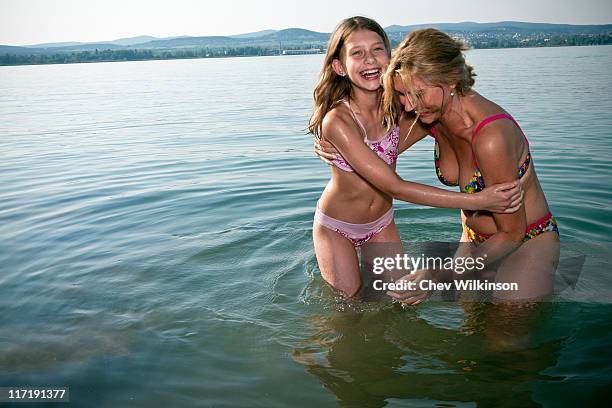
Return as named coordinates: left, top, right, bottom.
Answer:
left=386, top=269, right=432, bottom=305
left=478, top=181, right=524, bottom=213
left=314, top=137, right=339, bottom=165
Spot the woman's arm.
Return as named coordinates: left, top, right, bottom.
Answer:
left=322, top=110, right=522, bottom=212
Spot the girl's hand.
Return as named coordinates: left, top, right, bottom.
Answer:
left=314, top=137, right=339, bottom=165
left=386, top=269, right=432, bottom=305
left=479, top=181, right=524, bottom=213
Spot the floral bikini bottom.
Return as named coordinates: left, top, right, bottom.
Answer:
left=464, top=212, right=559, bottom=244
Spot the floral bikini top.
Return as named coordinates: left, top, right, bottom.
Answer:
left=331, top=99, right=400, bottom=172
left=433, top=113, right=531, bottom=193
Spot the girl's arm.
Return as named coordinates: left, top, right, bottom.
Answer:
left=314, top=113, right=428, bottom=162
left=322, top=110, right=522, bottom=212
left=397, top=113, right=429, bottom=154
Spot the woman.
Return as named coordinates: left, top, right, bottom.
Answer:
left=309, top=18, right=523, bottom=298
left=382, top=28, right=559, bottom=303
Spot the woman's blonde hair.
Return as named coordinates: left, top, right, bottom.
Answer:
left=308, top=16, right=391, bottom=137
left=383, top=28, right=476, bottom=127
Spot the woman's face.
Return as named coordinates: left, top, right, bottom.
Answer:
left=336, top=29, right=389, bottom=92
left=393, top=75, right=447, bottom=124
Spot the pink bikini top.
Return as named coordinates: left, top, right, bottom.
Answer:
left=331, top=99, right=400, bottom=172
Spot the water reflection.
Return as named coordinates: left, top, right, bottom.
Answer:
left=293, top=302, right=564, bottom=407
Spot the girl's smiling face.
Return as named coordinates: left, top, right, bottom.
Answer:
left=333, top=29, right=389, bottom=92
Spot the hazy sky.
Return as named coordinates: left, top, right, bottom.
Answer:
left=1, top=0, right=611, bottom=45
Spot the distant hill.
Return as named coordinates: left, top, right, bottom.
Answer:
left=103, top=35, right=160, bottom=46
left=3, top=43, right=126, bottom=55
left=133, top=28, right=329, bottom=49
left=383, top=21, right=612, bottom=48
left=2, top=21, right=611, bottom=65
left=230, top=30, right=277, bottom=39
left=24, top=35, right=170, bottom=49
left=25, top=41, right=83, bottom=48
left=385, top=21, right=612, bottom=34
left=1, top=28, right=331, bottom=55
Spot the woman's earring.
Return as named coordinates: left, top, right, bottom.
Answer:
left=450, top=91, right=455, bottom=96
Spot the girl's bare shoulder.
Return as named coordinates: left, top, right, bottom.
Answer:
left=321, top=102, right=359, bottom=140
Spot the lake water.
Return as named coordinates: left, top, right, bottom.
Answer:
left=1, top=45, right=611, bottom=407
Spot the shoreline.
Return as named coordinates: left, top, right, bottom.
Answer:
left=1, top=43, right=610, bottom=68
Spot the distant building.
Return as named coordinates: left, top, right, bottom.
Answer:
left=282, top=49, right=325, bottom=55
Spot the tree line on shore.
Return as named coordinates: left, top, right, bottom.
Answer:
left=2, top=34, right=611, bottom=66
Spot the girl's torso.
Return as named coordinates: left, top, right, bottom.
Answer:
left=319, top=99, right=400, bottom=224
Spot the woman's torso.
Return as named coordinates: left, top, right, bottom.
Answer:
left=432, top=105, right=551, bottom=235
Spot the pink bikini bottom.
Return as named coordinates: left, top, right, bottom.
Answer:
left=314, top=203, right=394, bottom=247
